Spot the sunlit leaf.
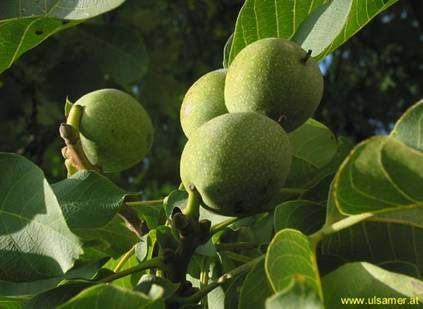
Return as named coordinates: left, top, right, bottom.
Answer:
left=265, top=229, right=322, bottom=299
left=0, top=153, right=82, bottom=282
left=322, top=262, right=423, bottom=308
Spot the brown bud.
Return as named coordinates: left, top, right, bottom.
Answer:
left=172, top=212, right=190, bottom=232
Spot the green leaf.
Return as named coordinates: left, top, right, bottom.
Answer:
left=0, top=257, right=106, bottom=298
left=274, top=200, right=325, bottom=235
left=25, top=281, right=92, bottom=309
left=134, top=204, right=163, bottom=230
left=322, top=262, right=423, bottom=308
left=136, top=274, right=179, bottom=300
left=52, top=170, right=126, bottom=229
left=195, top=239, right=217, bottom=257
left=103, top=254, right=141, bottom=289
left=333, top=136, right=423, bottom=215
left=286, top=119, right=338, bottom=188
left=0, top=1, right=126, bottom=20
left=52, top=170, right=136, bottom=258
left=265, top=229, right=322, bottom=299
left=0, top=153, right=82, bottom=282
left=0, top=297, right=25, bottom=309
left=73, top=24, right=149, bottom=86
left=0, top=17, right=79, bottom=74
left=320, top=221, right=423, bottom=278
left=292, top=0, right=353, bottom=57
left=163, top=190, right=187, bottom=220
left=391, top=99, right=423, bottom=151
left=58, top=284, right=164, bottom=309
left=266, top=277, right=323, bottom=309
left=135, top=236, right=150, bottom=263
left=317, top=0, right=400, bottom=60
left=0, top=0, right=127, bottom=75
left=239, top=259, right=273, bottom=309
left=76, top=215, right=138, bottom=258
left=229, top=0, right=399, bottom=63
left=0, top=257, right=106, bottom=297
left=64, top=97, right=73, bottom=117
left=228, top=0, right=326, bottom=64
left=222, top=33, right=233, bottom=69
left=224, top=274, right=246, bottom=309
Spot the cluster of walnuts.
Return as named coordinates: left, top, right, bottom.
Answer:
left=64, top=37, right=323, bottom=217
left=180, top=38, right=323, bottom=216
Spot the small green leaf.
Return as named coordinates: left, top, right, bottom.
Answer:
left=322, top=262, right=423, bottom=308
left=64, top=97, right=73, bottom=117
left=292, top=0, right=353, bottom=57
left=136, top=275, right=179, bottom=300
left=239, top=259, right=273, bottom=309
left=265, top=229, right=322, bottom=299
left=223, top=34, right=233, bottom=68
left=285, top=119, right=338, bottom=188
left=0, top=153, right=82, bottom=282
left=163, top=190, right=187, bottom=219
left=195, top=239, right=217, bottom=257
left=391, top=99, right=423, bottom=151
left=266, top=277, right=323, bottom=309
left=274, top=200, right=325, bottom=235
left=103, top=254, right=141, bottom=289
left=58, top=284, right=164, bottom=309
left=135, top=236, right=150, bottom=263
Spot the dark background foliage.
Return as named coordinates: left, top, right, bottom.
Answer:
left=0, top=0, right=421, bottom=198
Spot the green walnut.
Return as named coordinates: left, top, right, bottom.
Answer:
left=180, top=112, right=292, bottom=216
left=225, top=37, right=323, bottom=132
left=180, top=69, right=228, bottom=138
left=71, top=89, right=154, bottom=173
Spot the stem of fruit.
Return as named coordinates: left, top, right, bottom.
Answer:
left=183, top=185, right=200, bottom=220
left=171, top=255, right=263, bottom=304
left=60, top=104, right=98, bottom=175
left=113, top=246, right=136, bottom=273
left=99, top=257, right=165, bottom=284
left=126, top=199, right=163, bottom=207
left=66, top=103, right=82, bottom=131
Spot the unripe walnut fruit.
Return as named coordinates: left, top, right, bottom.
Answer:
left=73, top=89, right=153, bottom=173
left=180, top=69, right=227, bottom=138
left=225, top=38, right=323, bottom=132
left=180, top=112, right=292, bottom=216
